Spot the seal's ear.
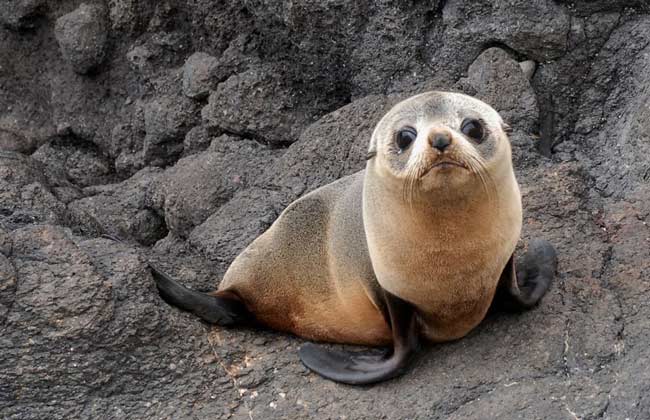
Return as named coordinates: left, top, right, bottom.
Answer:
left=366, top=149, right=377, bottom=160
left=501, top=122, right=513, bottom=134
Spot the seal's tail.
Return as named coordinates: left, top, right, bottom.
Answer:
left=150, top=263, right=251, bottom=326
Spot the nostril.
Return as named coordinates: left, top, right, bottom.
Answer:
left=431, top=133, right=451, bottom=151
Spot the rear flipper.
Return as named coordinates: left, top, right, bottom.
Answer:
left=494, top=239, right=558, bottom=311
left=150, top=263, right=252, bottom=326
left=299, top=291, right=419, bottom=385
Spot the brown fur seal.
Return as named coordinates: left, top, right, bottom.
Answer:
left=152, top=91, right=558, bottom=385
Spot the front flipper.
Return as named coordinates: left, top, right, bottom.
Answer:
left=495, top=239, right=558, bottom=310
left=299, top=291, right=418, bottom=385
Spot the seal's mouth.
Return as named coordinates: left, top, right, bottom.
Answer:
left=431, top=160, right=467, bottom=169
left=420, top=159, right=468, bottom=177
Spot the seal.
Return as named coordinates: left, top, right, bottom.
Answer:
left=152, top=91, right=558, bottom=385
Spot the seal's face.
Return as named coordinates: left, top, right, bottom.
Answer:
left=369, top=91, right=512, bottom=200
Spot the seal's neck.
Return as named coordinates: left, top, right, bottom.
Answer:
left=362, top=161, right=518, bottom=238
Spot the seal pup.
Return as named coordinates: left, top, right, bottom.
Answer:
left=152, top=91, right=558, bottom=385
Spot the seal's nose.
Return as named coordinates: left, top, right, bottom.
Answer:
left=430, top=132, right=452, bottom=152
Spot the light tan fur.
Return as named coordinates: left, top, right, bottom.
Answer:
left=218, top=91, right=522, bottom=345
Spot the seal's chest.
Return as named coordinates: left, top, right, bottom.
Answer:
left=411, top=262, right=502, bottom=342
left=378, top=239, right=503, bottom=302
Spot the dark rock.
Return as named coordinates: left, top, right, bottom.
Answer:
left=67, top=168, right=166, bottom=245
left=126, top=31, right=192, bottom=77
left=143, top=95, right=199, bottom=166
left=8, top=225, right=114, bottom=337
left=110, top=123, right=138, bottom=158
left=0, top=152, right=66, bottom=229
left=189, top=187, right=284, bottom=265
left=202, top=63, right=344, bottom=146
left=107, top=0, right=150, bottom=33
left=0, top=126, right=28, bottom=153
left=161, top=135, right=276, bottom=238
left=0, top=252, right=17, bottom=324
left=0, top=29, right=60, bottom=155
left=114, top=150, right=145, bottom=177
left=111, top=123, right=144, bottom=176
left=213, top=33, right=262, bottom=79
left=0, top=0, right=45, bottom=31
left=268, top=94, right=393, bottom=196
left=32, top=140, right=112, bottom=188
left=243, top=0, right=369, bottom=53
left=182, top=125, right=212, bottom=156
left=182, top=52, right=219, bottom=99
left=557, top=0, right=649, bottom=15
left=126, top=44, right=154, bottom=72
left=151, top=31, right=192, bottom=54
left=0, top=227, right=11, bottom=256
left=66, top=148, right=111, bottom=186
left=442, top=0, right=570, bottom=61
left=0, top=118, right=52, bottom=154
left=54, top=3, right=108, bottom=74
left=111, top=104, right=147, bottom=176
left=349, top=1, right=441, bottom=95
left=0, top=226, right=231, bottom=418
left=464, top=47, right=539, bottom=132
left=49, top=69, right=122, bottom=152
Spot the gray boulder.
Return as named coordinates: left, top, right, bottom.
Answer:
left=0, top=126, right=29, bottom=153
left=160, top=135, right=278, bottom=238
left=182, top=125, right=211, bottom=156
left=202, top=62, right=344, bottom=146
left=182, top=52, right=220, bottom=100
left=0, top=152, right=66, bottom=229
left=465, top=47, right=539, bottom=132
left=54, top=3, right=108, bottom=74
left=0, top=225, right=228, bottom=418
left=0, top=0, right=45, bottom=31
left=443, top=0, right=571, bottom=61
left=143, top=95, right=199, bottom=166
left=67, top=168, right=166, bottom=245
left=32, top=141, right=112, bottom=188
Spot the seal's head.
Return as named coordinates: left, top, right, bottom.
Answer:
left=367, top=91, right=513, bottom=202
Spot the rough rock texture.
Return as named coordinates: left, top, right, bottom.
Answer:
left=2, top=1, right=650, bottom=419
left=465, top=47, right=539, bottom=132
left=54, top=3, right=108, bottom=74
left=182, top=52, right=219, bottom=99
left=0, top=0, right=46, bottom=31
left=67, top=167, right=165, bottom=245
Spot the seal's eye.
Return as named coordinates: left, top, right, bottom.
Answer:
left=461, top=119, right=485, bottom=143
left=395, top=127, right=417, bottom=151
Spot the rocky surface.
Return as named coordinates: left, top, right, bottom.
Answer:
left=1, top=1, right=650, bottom=419
left=54, top=3, right=108, bottom=74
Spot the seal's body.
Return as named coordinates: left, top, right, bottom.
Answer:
left=364, top=170, right=521, bottom=342
left=219, top=172, right=391, bottom=345
left=152, top=91, right=556, bottom=385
